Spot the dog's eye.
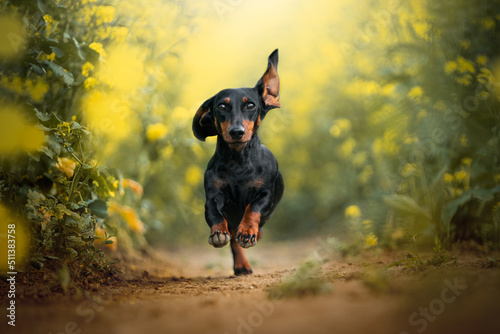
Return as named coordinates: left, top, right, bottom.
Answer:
left=246, top=102, right=255, bottom=110
left=218, top=103, right=228, bottom=111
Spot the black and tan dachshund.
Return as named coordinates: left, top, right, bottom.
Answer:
left=192, top=49, right=284, bottom=275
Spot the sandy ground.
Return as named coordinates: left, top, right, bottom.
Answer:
left=2, top=238, right=500, bottom=334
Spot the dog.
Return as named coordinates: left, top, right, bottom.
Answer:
left=192, top=49, right=284, bottom=275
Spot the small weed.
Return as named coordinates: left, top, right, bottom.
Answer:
left=266, top=259, right=332, bottom=299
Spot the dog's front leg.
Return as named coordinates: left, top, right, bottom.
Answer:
left=235, top=191, right=272, bottom=248
left=205, top=195, right=231, bottom=248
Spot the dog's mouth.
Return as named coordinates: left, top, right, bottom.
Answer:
left=227, top=140, right=249, bottom=149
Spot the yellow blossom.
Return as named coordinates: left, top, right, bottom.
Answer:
left=329, top=118, right=351, bottom=138
left=434, top=100, right=447, bottom=112
left=82, top=62, right=95, bottom=77
left=461, top=157, right=472, bottom=166
left=456, top=56, right=475, bottom=74
left=84, top=77, right=98, bottom=90
left=46, top=52, right=56, bottom=61
left=122, top=179, right=143, bottom=196
left=109, top=202, right=144, bottom=233
left=362, top=219, right=373, bottom=230
left=26, top=78, right=49, bottom=102
left=401, top=163, right=418, bottom=178
left=453, top=170, right=468, bottom=183
left=56, top=157, right=76, bottom=178
left=417, top=110, right=428, bottom=119
left=96, top=6, right=116, bottom=24
left=185, top=165, right=203, bottom=186
left=460, top=133, right=469, bottom=147
left=408, top=86, right=423, bottom=99
left=146, top=123, right=168, bottom=141
left=0, top=106, right=45, bottom=154
left=89, top=42, right=106, bottom=57
left=476, top=55, right=488, bottom=66
left=365, top=233, right=378, bottom=247
left=345, top=205, right=361, bottom=218
left=444, top=61, right=457, bottom=74
left=444, top=173, right=454, bottom=183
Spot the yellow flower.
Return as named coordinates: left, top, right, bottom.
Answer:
left=403, top=134, right=419, bottom=144
left=146, top=123, right=168, bottom=141
left=444, top=173, right=454, bottom=183
left=401, top=163, right=418, bottom=178
left=56, top=157, right=76, bottom=178
left=82, top=62, right=95, bottom=77
left=476, top=55, right=488, bottom=66
left=96, top=6, right=116, bottom=24
left=122, top=178, right=143, bottom=196
left=111, top=26, right=129, bottom=43
left=480, top=17, right=495, bottom=30
left=362, top=219, right=373, bottom=230
left=457, top=56, right=475, bottom=74
left=434, top=100, right=447, bottom=112
left=84, top=77, right=98, bottom=90
left=0, top=106, right=45, bottom=154
left=329, top=118, right=351, bottom=138
left=460, top=40, right=470, bottom=50
left=89, top=42, right=106, bottom=57
left=461, top=157, right=472, bottom=166
left=408, top=86, right=423, bottom=99
left=417, top=110, right=428, bottom=119
left=46, top=52, right=56, bottom=61
left=365, top=233, right=378, bottom=247
left=94, top=226, right=117, bottom=251
left=391, top=228, right=404, bottom=240
left=43, top=14, right=54, bottom=35
left=444, top=61, right=457, bottom=74
left=345, top=205, right=361, bottom=218
left=108, top=202, right=144, bottom=233
left=185, top=165, right=203, bottom=186
left=340, top=138, right=356, bottom=157
left=454, top=170, right=468, bottom=183
left=460, top=133, right=469, bottom=147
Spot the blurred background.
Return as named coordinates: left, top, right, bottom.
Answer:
left=0, top=0, right=499, bottom=272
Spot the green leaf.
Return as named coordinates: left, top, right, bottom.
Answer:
left=383, top=194, right=431, bottom=221
left=104, top=240, right=114, bottom=245
left=441, top=186, right=500, bottom=227
left=47, top=61, right=74, bottom=86
left=87, top=199, right=108, bottom=218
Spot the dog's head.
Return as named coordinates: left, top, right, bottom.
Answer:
left=192, top=49, right=280, bottom=149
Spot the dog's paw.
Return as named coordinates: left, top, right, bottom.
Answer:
left=208, top=229, right=230, bottom=248
left=234, top=266, right=253, bottom=276
left=235, top=226, right=258, bottom=249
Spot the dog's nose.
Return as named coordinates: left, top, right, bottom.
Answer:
left=229, top=126, right=245, bottom=140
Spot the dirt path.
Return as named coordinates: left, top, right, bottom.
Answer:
left=3, top=239, right=500, bottom=334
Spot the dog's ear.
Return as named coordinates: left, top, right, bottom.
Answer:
left=192, top=96, right=217, bottom=141
left=255, top=49, right=280, bottom=114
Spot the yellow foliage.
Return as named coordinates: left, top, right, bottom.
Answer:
left=345, top=205, right=361, bottom=218
left=365, top=233, right=378, bottom=247
left=82, top=62, right=95, bottom=77
left=0, top=205, right=30, bottom=271
left=408, top=86, right=423, bottom=99
left=89, top=42, right=106, bottom=58
left=108, top=202, right=144, bottom=233
left=185, top=165, right=203, bottom=186
left=0, top=16, right=26, bottom=59
left=146, top=123, right=168, bottom=141
left=82, top=91, right=135, bottom=141
left=0, top=106, right=45, bottom=154
left=56, top=157, right=76, bottom=178
left=122, top=179, right=143, bottom=196
left=96, top=44, right=145, bottom=92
